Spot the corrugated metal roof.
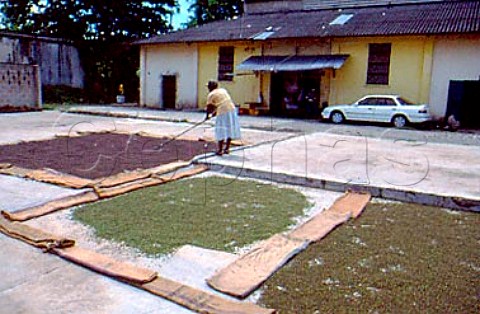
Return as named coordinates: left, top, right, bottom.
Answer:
left=134, top=0, right=480, bottom=45
left=237, top=54, right=349, bottom=71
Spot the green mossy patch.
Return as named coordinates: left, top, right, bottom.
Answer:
left=259, top=202, right=480, bottom=313
left=73, top=176, right=310, bottom=255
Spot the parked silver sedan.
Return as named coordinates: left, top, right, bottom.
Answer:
left=321, top=95, right=432, bottom=128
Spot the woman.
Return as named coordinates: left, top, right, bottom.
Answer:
left=205, top=80, right=241, bottom=155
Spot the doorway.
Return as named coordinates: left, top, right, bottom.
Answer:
left=270, top=70, right=321, bottom=118
left=446, top=80, right=480, bottom=128
left=162, top=75, right=176, bottom=109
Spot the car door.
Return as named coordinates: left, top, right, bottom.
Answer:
left=374, top=97, right=397, bottom=122
left=352, top=97, right=377, bottom=121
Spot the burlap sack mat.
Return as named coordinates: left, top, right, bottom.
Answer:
left=95, top=160, right=190, bottom=188
left=1, top=190, right=99, bottom=222
left=52, top=246, right=158, bottom=284
left=95, top=165, right=208, bottom=199
left=0, top=215, right=74, bottom=250
left=0, top=165, right=33, bottom=177
left=0, top=166, right=96, bottom=189
left=207, top=234, right=309, bottom=299
left=207, top=192, right=371, bottom=299
left=289, top=210, right=351, bottom=242
left=327, top=190, right=372, bottom=218
left=26, top=168, right=97, bottom=189
left=141, top=276, right=276, bottom=314
left=1, top=214, right=275, bottom=313
left=0, top=163, right=11, bottom=169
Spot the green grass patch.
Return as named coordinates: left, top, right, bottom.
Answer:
left=259, top=202, right=480, bottom=313
left=42, top=103, right=79, bottom=111
left=73, top=176, right=310, bottom=255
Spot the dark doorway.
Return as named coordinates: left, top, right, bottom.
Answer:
left=270, top=70, right=321, bottom=118
left=162, top=75, right=176, bottom=109
left=446, top=80, right=480, bottom=128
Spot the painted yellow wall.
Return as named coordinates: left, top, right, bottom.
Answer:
left=331, top=36, right=434, bottom=105
left=197, top=39, right=332, bottom=109
left=197, top=42, right=262, bottom=108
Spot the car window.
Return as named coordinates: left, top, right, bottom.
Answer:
left=397, top=97, right=414, bottom=105
left=358, top=99, right=369, bottom=105
left=383, top=98, right=396, bottom=106
left=358, top=98, right=377, bottom=106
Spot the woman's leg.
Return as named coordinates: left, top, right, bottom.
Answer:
left=224, top=138, right=231, bottom=154
left=216, top=140, right=224, bottom=155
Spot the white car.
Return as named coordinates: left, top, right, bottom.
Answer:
left=321, top=95, right=432, bottom=128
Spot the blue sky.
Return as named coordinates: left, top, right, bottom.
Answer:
left=171, top=0, right=192, bottom=29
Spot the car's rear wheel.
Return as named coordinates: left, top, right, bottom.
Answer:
left=331, top=111, right=345, bottom=124
left=392, top=115, right=408, bottom=128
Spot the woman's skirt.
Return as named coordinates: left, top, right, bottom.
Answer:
left=215, top=110, right=241, bottom=141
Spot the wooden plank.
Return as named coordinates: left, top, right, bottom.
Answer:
left=142, top=277, right=276, bottom=314
left=207, top=234, right=309, bottom=299
left=289, top=210, right=351, bottom=242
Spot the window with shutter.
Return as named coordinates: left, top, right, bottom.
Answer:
left=366, top=43, right=391, bottom=85
left=218, top=46, right=234, bottom=81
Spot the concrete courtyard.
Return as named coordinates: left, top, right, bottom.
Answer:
left=0, top=107, right=478, bottom=313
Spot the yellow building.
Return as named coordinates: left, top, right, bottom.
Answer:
left=135, top=0, right=480, bottom=126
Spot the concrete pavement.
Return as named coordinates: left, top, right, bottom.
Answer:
left=0, top=234, right=193, bottom=314
left=0, top=107, right=479, bottom=313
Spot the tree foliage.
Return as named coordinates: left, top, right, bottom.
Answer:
left=0, top=0, right=177, bottom=42
left=188, top=0, right=244, bottom=27
left=0, top=0, right=178, bottom=103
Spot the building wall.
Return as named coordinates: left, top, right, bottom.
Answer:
left=429, top=35, right=480, bottom=118
left=37, top=41, right=83, bottom=88
left=197, top=42, right=262, bottom=109
left=197, top=39, right=332, bottom=109
left=331, top=36, right=433, bottom=107
left=0, top=63, right=41, bottom=107
left=140, top=43, right=198, bottom=108
left=0, top=35, right=83, bottom=88
left=143, top=34, right=479, bottom=118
